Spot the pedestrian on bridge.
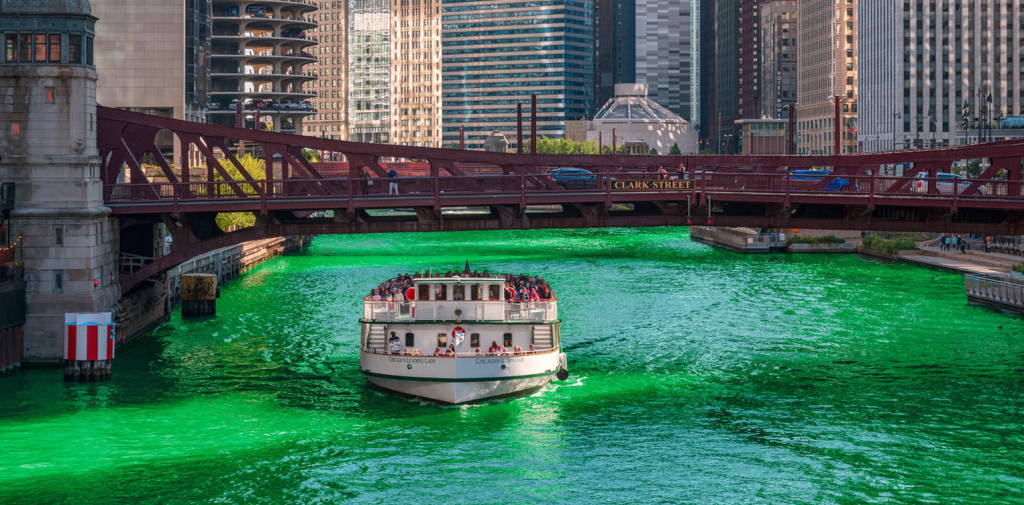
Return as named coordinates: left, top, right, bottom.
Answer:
left=360, top=168, right=371, bottom=195
left=388, top=168, right=399, bottom=195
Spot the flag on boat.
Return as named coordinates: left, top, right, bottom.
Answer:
left=452, top=326, right=466, bottom=347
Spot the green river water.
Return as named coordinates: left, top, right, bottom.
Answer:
left=1, top=228, right=1022, bottom=504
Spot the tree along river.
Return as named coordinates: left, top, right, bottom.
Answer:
left=0, top=228, right=1022, bottom=505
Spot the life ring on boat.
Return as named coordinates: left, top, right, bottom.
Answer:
left=505, top=286, right=515, bottom=300
left=405, top=287, right=415, bottom=300
left=452, top=326, right=466, bottom=340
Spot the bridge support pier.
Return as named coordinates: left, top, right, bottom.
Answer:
left=1, top=40, right=120, bottom=363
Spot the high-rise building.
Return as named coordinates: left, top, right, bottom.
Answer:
left=390, top=0, right=441, bottom=147
left=796, top=0, right=856, bottom=155
left=738, top=0, right=761, bottom=120
left=208, top=1, right=319, bottom=134
left=595, top=1, right=698, bottom=123
left=305, top=1, right=348, bottom=141
left=698, top=0, right=716, bottom=149
left=713, top=0, right=740, bottom=153
left=594, top=0, right=636, bottom=110
left=759, top=0, right=797, bottom=120
left=348, top=0, right=389, bottom=144
left=441, top=0, right=594, bottom=150
left=859, top=1, right=1024, bottom=152
left=635, top=0, right=698, bottom=121
left=92, top=0, right=211, bottom=161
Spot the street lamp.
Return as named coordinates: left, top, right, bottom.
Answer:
left=828, top=94, right=847, bottom=154
left=723, top=134, right=734, bottom=155
left=783, top=103, right=799, bottom=155
left=892, top=112, right=901, bottom=150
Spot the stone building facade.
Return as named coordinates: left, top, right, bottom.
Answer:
left=858, top=0, right=1024, bottom=151
left=305, top=0, right=349, bottom=141
left=760, top=0, right=797, bottom=120
left=1, top=0, right=119, bottom=362
left=796, top=0, right=857, bottom=154
left=390, top=0, right=441, bottom=147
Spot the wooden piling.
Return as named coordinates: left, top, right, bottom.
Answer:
left=181, top=273, right=218, bottom=316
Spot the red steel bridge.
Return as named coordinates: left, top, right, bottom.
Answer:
left=98, top=107, right=1024, bottom=292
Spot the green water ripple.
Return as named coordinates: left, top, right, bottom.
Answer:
left=0, top=228, right=1021, bottom=504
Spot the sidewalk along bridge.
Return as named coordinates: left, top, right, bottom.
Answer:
left=97, top=107, right=1024, bottom=292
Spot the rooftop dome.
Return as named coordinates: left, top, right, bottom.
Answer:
left=0, top=0, right=92, bottom=16
left=593, top=83, right=688, bottom=124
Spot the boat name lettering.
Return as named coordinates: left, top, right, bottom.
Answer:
left=474, top=357, right=525, bottom=364
left=611, top=179, right=694, bottom=191
left=388, top=357, right=437, bottom=364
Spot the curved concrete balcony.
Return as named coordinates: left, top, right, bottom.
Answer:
left=212, top=34, right=317, bottom=49
left=212, top=16, right=317, bottom=30
left=212, top=53, right=317, bottom=63
left=210, top=90, right=318, bottom=100
left=212, top=72, right=316, bottom=82
left=211, top=0, right=318, bottom=15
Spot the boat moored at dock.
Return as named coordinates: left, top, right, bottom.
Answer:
left=359, top=271, right=568, bottom=404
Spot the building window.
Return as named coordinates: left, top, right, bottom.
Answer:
left=4, top=34, right=14, bottom=62
left=69, top=35, right=81, bottom=64
left=54, top=226, right=64, bottom=247
left=48, top=34, right=61, bottom=62
left=46, top=87, right=55, bottom=103
left=54, top=271, right=63, bottom=293
left=11, top=122, right=20, bottom=137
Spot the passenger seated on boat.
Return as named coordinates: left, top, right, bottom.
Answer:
left=412, top=349, right=422, bottom=356
left=529, top=344, right=535, bottom=353
left=433, top=347, right=443, bottom=356
left=389, top=332, right=401, bottom=354
left=499, top=346, right=509, bottom=356
left=446, top=345, right=456, bottom=357
left=475, top=348, right=482, bottom=354
left=403, top=348, right=411, bottom=356
left=488, top=341, right=501, bottom=354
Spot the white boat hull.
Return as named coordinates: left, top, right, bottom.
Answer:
left=360, top=350, right=562, bottom=404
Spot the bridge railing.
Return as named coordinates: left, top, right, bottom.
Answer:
left=965, top=274, right=1024, bottom=309
left=103, top=172, right=1024, bottom=207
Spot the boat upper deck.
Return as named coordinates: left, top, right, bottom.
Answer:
left=364, top=271, right=557, bottom=323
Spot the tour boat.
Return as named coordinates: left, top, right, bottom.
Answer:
left=359, top=272, right=568, bottom=404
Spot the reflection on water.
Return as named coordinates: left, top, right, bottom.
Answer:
left=0, top=228, right=1022, bottom=504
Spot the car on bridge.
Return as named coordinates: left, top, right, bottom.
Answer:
left=912, top=172, right=987, bottom=195
left=547, top=168, right=597, bottom=189
left=788, top=170, right=855, bottom=192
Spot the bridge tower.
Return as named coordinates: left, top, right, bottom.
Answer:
left=0, top=0, right=118, bottom=362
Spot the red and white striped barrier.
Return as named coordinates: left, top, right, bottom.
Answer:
left=63, top=313, right=115, bottom=381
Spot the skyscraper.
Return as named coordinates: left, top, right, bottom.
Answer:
left=348, top=0, right=389, bottom=144
left=713, top=0, right=740, bottom=153
left=390, top=0, right=442, bottom=147
left=594, top=0, right=636, bottom=109
left=635, top=0, right=698, bottom=121
left=859, top=1, right=1021, bottom=151
left=208, top=1, right=319, bottom=134
left=796, top=0, right=857, bottom=155
left=759, top=0, right=797, bottom=120
left=441, top=0, right=594, bottom=150
left=305, top=0, right=348, bottom=141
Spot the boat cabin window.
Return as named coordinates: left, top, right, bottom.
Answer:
left=470, top=333, right=480, bottom=347
left=418, top=284, right=430, bottom=300
left=453, top=285, right=465, bottom=300
left=503, top=333, right=512, bottom=347
left=436, top=284, right=447, bottom=300
left=405, top=332, right=414, bottom=347
left=470, top=284, right=481, bottom=300
left=489, top=284, right=501, bottom=300
left=437, top=333, right=447, bottom=347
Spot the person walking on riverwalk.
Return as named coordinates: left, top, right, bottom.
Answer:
left=959, top=236, right=968, bottom=254
left=388, top=168, right=399, bottom=195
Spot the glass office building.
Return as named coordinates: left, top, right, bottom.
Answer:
left=348, top=0, right=390, bottom=144
left=441, top=0, right=595, bottom=150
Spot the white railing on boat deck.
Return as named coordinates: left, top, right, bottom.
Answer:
left=362, top=300, right=557, bottom=322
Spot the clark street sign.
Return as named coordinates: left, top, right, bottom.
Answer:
left=610, top=179, right=692, bottom=190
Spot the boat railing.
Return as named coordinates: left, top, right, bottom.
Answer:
left=363, top=348, right=558, bottom=357
left=362, top=299, right=557, bottom=322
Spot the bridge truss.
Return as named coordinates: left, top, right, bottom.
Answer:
left=97, top=107, right=1024, bottom=292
